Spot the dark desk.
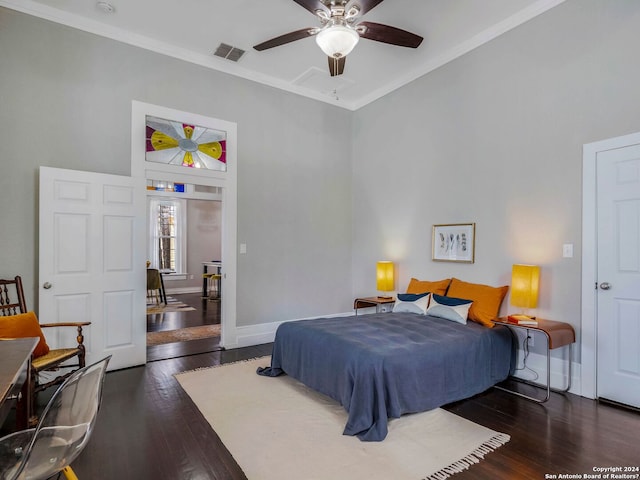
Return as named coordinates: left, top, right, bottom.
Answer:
left=0, top=337, right=38, bottom=429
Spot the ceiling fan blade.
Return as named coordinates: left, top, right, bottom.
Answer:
left=292, top=0, right=330, bottom=16
left=347, top=0, right=385, bottom=16
left=357, top=21, right=423, bottom=48
left=253, top=28, right=317, bottom=51
left=328, top=56, right=346, bottom=76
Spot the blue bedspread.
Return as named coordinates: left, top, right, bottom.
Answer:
left=257, top=312, right=513, bottom=441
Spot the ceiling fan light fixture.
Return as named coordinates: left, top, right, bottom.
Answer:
left=315, top=25, right=359, bottom=58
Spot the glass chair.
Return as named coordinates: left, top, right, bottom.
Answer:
left=0, top=356, right=111, bottom=480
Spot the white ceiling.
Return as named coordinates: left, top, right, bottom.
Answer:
left=2, top=0, right=565, bottom=110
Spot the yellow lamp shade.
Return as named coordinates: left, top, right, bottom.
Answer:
left=510, top=264, right=540, bottom=309
left=376, top=261, right=394, bottom=292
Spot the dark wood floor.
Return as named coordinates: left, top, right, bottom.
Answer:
left=146, top=292, right=222, bottom=362
left=10, top=298, right=640, bottom=479
left=69, top=346, right=640, bottom=480
left=74, top=344, right=271, bottom=479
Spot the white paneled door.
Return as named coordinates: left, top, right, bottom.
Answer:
left=39, top=167, right=146, bottom=370
left=596, top=143, right=640, bottom=408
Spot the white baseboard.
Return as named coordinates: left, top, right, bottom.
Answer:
left=222, top=311, right=353, bottom=350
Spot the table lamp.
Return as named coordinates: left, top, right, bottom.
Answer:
left=376, top=261, right=394, bottom=299
left=510, top=264, right=540, bottom=321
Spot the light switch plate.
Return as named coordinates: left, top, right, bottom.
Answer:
left=563, top=243, right=573, bottom=258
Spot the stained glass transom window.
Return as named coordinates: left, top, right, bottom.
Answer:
left=145, top=115, right=227, bottom=172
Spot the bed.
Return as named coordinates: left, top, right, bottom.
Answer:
left=257, top=310, right=513, bottom=441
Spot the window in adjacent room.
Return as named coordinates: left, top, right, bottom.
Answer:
left=148, top=198, right=186, bottom=273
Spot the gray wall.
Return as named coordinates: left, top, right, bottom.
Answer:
left=2, top=1, right=640, bottom=359
left=187, top=200, right=221, bottom=291
left=0, top=8, right=353, bottom=325
left=351, top=0, right=640, bottom=358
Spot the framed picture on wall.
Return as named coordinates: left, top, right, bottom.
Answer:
left=432, top=223, right=475, bottom=263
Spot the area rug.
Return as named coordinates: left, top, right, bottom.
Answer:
left=146, top=296, right=196, bottom=315
left=175, top=357, right=510, bottom=480
left=147, top=324, right=221, bottom=346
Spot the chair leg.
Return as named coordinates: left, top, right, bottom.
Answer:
left=27, top=368, right=38, bottom=427
left=62, top=466, right=79, bottom=480
left=76, top=326, right=86, bottom=369
left=15, top=337, right=35, bottom=430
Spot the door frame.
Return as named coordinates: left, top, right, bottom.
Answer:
left=131, top=101, right=237, bottom=348
left=581, top=130, right=640, bottom=399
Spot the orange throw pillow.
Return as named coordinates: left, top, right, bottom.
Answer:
left=0, top=311, right=50, bottom=357
left=406, top=278, right=451, bottom=296
left=446, top=278, right=509, bottom=328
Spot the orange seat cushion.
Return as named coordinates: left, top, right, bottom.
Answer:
left=0, top=311, right=50, bottom=357
left=446, top=278, right=509, bottom=328
left=406, top=278, right=451, bottom=296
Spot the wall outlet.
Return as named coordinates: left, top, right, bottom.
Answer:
left=516, top=329, right=534, bottom=348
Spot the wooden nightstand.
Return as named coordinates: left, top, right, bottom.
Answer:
left=353, top=296, right=395, bottom=315
left=493, top=317, right=575, bottom=403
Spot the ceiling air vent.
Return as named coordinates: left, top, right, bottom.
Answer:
left=213, top=43, right=245, bottom=62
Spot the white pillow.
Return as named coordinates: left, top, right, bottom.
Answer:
left=392, top=293, right=431, bottom=315
left=426, top=294, right=472, bottom=324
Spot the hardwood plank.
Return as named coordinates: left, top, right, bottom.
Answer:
left=73, top=348, right=263, bottom=479
left=443, top=387, right=640, bottom=479
left=147, top=292, right=222, bottom=361
left=68, top=344, right=640, bottom=479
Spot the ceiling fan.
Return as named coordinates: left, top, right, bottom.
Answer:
left=253, top=0, right=423, bottom=76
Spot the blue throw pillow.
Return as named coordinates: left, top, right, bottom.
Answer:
left=393, top=292, right=430, bottom=315
left=397, top=293, right=429, bottom=302
left=426, top=294, right=472, bottom=324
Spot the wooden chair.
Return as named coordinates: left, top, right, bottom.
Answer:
left=0, top=276, right=90, bottom=426
left=146, top=268, right=166, bottom=304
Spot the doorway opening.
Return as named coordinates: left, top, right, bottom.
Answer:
left=132, top=100, right=238, bottom=355
left=145, top=189, right=223, bottom=361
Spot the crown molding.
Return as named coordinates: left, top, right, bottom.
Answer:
left=1, top=0, right=565, bottom=112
